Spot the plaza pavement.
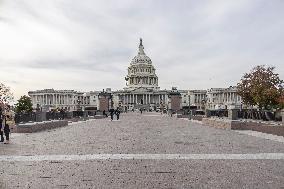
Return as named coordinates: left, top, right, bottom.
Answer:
left=0, top=112, right=283, bottom=188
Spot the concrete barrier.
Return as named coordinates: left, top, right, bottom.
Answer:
left=192, top=115, right=205, bottom=121
left=94, top=115, right=105, bottom=119
left=14, top=120, right=68, bottom=133
left=202, top=118, right=284, bottom=136
left=177, top=114, right=188, bottom=118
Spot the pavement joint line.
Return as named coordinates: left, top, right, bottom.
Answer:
left=1, top=153, right=284, bottom=161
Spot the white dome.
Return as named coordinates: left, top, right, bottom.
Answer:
left=125, top=38, right=159, bottom=90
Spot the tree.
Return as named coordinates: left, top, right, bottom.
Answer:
left=237, top=65, right=283, bottom=110
left=0, top=82, right=14, bottom=106
left=15, top=95, right=33, bottom=113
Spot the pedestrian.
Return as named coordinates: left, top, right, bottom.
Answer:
left=140, top=108, right=143, bottom=114
left=109, top=108, right=114, bottom=121
left=60, top=108, right=65, bottom=120
left=115, top=107, right=120, bottom=120
left=103, top=110, right=106, bottom=117
left=0, top=107, right=4, bottom=143
left=1, top=105, right=14, bottom=144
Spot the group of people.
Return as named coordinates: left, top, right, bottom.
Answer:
left=0, top=105, right=14, bottom=144
left=103, top=107, right=121, bottom=121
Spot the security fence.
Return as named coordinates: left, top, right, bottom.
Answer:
left=209, top=110, right=228, bottom=118
left=237, top=110, right=282, bottom=121
left=14, top=112, right=37, bottom=124
left=46, top=111, right=67, bottom=120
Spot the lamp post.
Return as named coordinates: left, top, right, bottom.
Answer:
left=109, top=94, right=114, bottom=110
left=77, top=99, right=81, bottom=111
left=82, top=93, right=87, bottom=111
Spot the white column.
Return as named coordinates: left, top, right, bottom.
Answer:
left=136, top=94, right=138, bottom=104
left=145, top=94, right=147, bottom=104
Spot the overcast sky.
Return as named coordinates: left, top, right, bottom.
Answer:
left=0, top=0, right=283, bottom=100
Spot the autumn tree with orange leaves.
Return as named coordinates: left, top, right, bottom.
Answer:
left=0, top=82, right=14, bottom=104
left=237, top=65, right=283, bottom=110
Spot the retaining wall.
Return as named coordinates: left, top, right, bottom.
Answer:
left=14, top=120, right=68, bottom=133
left=202, top=118, right=284, bottom=136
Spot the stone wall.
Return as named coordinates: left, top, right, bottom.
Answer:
left=192, top=115, right=204, bottom=121
left=176, top=114, right=188, bottom=118
left=202, top=118, right=232, bottom=130
left=231, top=121, right=284, bottom=136
left=99, top=97, right=109, bottom=111
left=202, top=118, right=284, bottom=136
left=14, top=120, right=68, bottom=133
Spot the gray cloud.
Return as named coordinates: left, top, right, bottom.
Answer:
left=0, top=0, right=283, bottom=99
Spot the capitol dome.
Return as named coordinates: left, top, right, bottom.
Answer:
left=125, top=38, right=159, bottom=90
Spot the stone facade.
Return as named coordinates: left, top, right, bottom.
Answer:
left=188, top=90, right=207, bottom=110
left=206, top=86, right=242, bottom=110
left=28, top=89, right=100, bottom=111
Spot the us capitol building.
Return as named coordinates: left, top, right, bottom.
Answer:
left=28, top=39, right=242, bottom=112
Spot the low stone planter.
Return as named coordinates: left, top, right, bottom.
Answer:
left=192, top=115, right=205, bottom=121
left=14, top=120, right=68, bottom=133
left=231, top=120, right=284, bottom=136
left=202, top=118, right=232, bottom=130
left=202, top=118, right=284, bottom=136
left=177, top=114, right=188, bottom=118
left=94, top=115, right=105, bottom=119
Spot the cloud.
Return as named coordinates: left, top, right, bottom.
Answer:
left=0, top=0, right=283, bottom=100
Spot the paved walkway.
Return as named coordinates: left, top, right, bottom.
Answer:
left=0, top=112, right=283, bottom=188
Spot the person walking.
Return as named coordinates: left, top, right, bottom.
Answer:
left=0, top=108, right=4, bottom=143
left=115, top=107, right=120, bottom=120
left=103, top=110, right=108, bottom=117
left=1, top=105, right=14, bottom=144
left=109, top=108, right=114, bottom=121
